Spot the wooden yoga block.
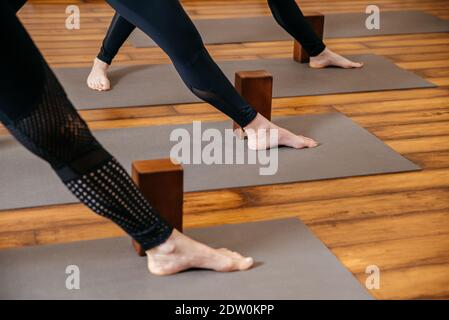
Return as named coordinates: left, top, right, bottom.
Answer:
left=233, top=70, right=273, bottom=138
left=293, top=13, right=325, bottom=63
left=131, top=159, right=183, bottom=256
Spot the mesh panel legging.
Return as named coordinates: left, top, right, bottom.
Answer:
left=98, top=0, right=325, bottom=127
left=98, top=0, right=326, bottom=65
left=101, top=0, right=266, bottom=128
left=0, top=1, right=173, bottom=251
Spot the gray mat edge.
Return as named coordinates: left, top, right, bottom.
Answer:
left=128, top=10, right=449, bottom=47
left=0, top=113, right=421, bottom=212
left=53, top=54, right=437, bottom=111
left=0, top=218, right=374, bottom=300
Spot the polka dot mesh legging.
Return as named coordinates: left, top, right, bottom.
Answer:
left=0, top=1, right=173, bottom=251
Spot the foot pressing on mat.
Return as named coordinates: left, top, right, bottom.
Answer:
left=243, top=113, right=319, bottom=150
left=146, top=229, right=254, bottom=276
left=87, top=58, right=111, bottom=91
left=309, top=48, right=364, bottom=69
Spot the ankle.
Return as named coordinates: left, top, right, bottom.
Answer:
left=146, top=231, right=178, bottom=257
left=311, top=48, right=330, bottom=60
left=243, top=113, right=273, bottom=132
left=93, top=57, right=109, bottom=71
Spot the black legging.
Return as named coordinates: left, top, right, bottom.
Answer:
left=1, top=1, right=172, bottom=251
left=99, top=0, right=326, bottom=65
left=104, top=0, right=259, bottom=128
left=99, top=0, right=325, bottom=128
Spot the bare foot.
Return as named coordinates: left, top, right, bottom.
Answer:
left=146, top=229, right=254, bottom=276
left=309, top=48, right=364, bottom=69
left=243, top=113, right=319, bottom=151
left=87, top=58, right=111, bottom=91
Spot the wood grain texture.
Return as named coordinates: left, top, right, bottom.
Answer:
left=233, top=70, right=273, bottom=133
left=293, top=13, right=325, bottom=63
left=130, top=159, right=184, bottom=256
left=1, top=0, right=449, bottom=300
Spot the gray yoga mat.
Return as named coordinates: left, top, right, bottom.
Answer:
left=129, top=11, right=449, bottom=48
left=0, top=218, right=373, bottom=300
left=54, top=54, right=435, bottom=110
left=0, top=113, right=420, bottom=211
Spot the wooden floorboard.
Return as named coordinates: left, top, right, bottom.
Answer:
left=1, top=0, right=448, bottom=300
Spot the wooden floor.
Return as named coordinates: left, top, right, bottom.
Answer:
left=1, top=0, right=449, bottom=299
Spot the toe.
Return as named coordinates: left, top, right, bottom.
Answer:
left=342, top=61, right=355, bottom=69
left=309, top=138, right=319, bottom=147
left=99, top=79, right=109, bottom=91
left=238, top=257, right=254, bottom=271
left=303, top=137, right=319, bottom=148
left=347, top=61, right=364, bottom=69
left=219, top=248, right=243, bottom=259
left=87, top=78, right=95, bottom=90
left=95, top=81, right=103, bottom=91
left=104, top=80, right=111, bottom=90
left=309, top=139, right=319, bottom=148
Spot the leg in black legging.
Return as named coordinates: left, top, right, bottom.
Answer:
left=7, top=0, right=27, bottom=12
left=2, top=2, right=255, bottom=275
left=97, top=13, right=135, bottom=65
left=91, top=0, right=318, bottom=150
left=99, top=0, right=257, bottom=128
left=267, top=0, right=325, bottom=57
left=0, top=2, right=172, bottom=251
left=268, top=0, right=363, bottom=68
left=94, top=0, right=360, bottom=74
left=87, top=13, right=134, bottom=91
left=96, top=0, right=326, bottom=65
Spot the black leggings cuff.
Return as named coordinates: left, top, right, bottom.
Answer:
left=97, top=48, right=113, bottom=65
left=133, top=225, right=174, bottom=251
left=308, top=43, right=326, bottom=57
left=238, top=107, right=258, bottom=128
